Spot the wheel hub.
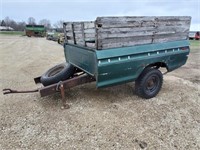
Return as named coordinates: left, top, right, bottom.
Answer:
left=146, top=76, right=158, bottom=92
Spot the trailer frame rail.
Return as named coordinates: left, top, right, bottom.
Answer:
left=3, top=74, right=95, bottom=109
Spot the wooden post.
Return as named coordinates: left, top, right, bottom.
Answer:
left=60, top=83, right=70, bottom=109
left=95, top=21, right=99, bottom=50
left=71, top=23, right=76, bottom=44
left=63, top=23, right=68, bottom=43
left=81, top=22, right=86, bottom=46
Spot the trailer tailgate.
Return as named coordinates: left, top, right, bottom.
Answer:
left=64, top=43, right=97, bottom=76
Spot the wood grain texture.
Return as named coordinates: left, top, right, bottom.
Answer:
left=81, top=23, right=86, bottom=46
left=63, top=23, right=68, bottom=43
left=64, top=21, right=95, bottom=48
left=71, top=23, right=76, bottom=44
left=98, top=32, right=188, bottom=49
left=63, top=16, right=191, bottom=50
left=65, top=22, right=94, bottom=31
left=96, top=16, right=191, bottom=49
left=96, top=16, right=191, bottom=28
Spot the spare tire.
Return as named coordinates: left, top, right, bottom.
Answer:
left=40, top=62, right=74, bottom=86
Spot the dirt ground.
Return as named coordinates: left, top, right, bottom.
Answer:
left=0, top=35, right=199, bottom=150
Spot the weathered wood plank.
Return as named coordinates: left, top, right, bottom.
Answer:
left=153, top=35, right=187, bottom=43
left=98, top=35, right=151, bottom=49
left=96, top=20, right=190, bottom=28
left=86, top=43, right=95, bottom=48
left=66, top=31, right=73, bottom=36
left=98, top=30, right=189, bottom=39
left=156, top=20, right=190, bottom=27
left=65, top=32, right=95, bottom=43
left=97, top=16, right=156, bottom=23
left=96, top=16, right=191, bottom=23
left=66, top=31, right=95, bottom=38
left=65, top=22, right=94, bottom=31
left=96, top=16, right=191, bottom=49
left=66, top=28, right=95, bottom=34
left=100, top=32, right=188, bottom=44
left=100, top=39, right=152, bottom=49
left=76, top=41, right=84, bottom=46
left=98, top=26, right=189, bottom=34
left=64, top=16, right=191, bottom=50
left=66, top=27, right=95, bottom=32
left=73, top=22, right=94, bottom=28
left=98, top=32, right=188, bottom=49
left=75, top=29, right=95, bottom=33
left=153, top=33, right=188, bottom=43
left=96, top=16, right=191, bottom=28
left=75, top=37, right=95, bottom=42
left=67, top=40, right=95, bottom=48
left=67, top=40, right=75, bottom=44
left=100, top=35, right=152, bottom=44
left=64, top=23, right=72, bottom=30
left=156, top=16, right=191, bottom=21
left=74, top=33, right=95, bottom=39
left=96, top=16, right=191, bottom=25
left=64, top=21, right=95, bottom=47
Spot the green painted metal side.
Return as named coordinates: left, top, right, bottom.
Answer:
left=26, top=27, right=45, bottom=31
left=64, top=44, right=97, bottom=76
left=25, top=26, right=45, bottom=31
left=96, top=40, right=189, bottom=87
left=64, top=40, right=190, bottom=88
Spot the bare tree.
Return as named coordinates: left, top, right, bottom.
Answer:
left=0, top=17, right=26, bottom=31
left=1, top=20, right=6, bottom=26
left=9, top=20, right=17, bottom=29
left=53, top=20, right=64, bottom=29
left=2, top=17, right=17, bottom=29
left=39, top=19, right=51, bottom=29
left=4, top=16, right=11, bottom=26
left=27, top=17, right=36, bottom=25
left=16, top=21, right=26, bottom=31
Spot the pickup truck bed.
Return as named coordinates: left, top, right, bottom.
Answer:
left=65, top=40, right=190, bottom=88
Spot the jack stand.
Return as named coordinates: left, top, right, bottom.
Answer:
left=56, top=82, right=70, bottom=109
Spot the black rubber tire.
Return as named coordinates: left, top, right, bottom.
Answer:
left=40, top=62, right=74, bottom=86
left=135, top=68, right=163, bottom=99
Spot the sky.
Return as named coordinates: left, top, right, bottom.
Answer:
left=0, top=0, right=199, bottom=31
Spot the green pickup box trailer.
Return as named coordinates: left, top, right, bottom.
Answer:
left=25, top=25, right=46, bottom=37
left=3, top=16, right=191, bottom=108
left=63, top=16, right=191, bottom=98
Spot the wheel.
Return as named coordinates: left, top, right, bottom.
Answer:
left=135, top=68, right=163, bottom=99
left=40, top=62, right=75, bottom=86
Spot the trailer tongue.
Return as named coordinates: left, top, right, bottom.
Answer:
left=3, top=73, right=95, bottom=109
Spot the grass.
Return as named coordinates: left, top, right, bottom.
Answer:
left=189, top=40, right=200, bottom=53
left=190, top=40, right=200, bottom=47
left=0, top=31, right=25, bottom=36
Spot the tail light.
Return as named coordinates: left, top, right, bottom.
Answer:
left=181, top=46, right=189, bottom=50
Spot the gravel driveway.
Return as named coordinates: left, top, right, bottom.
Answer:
left=0, top=35, right=199, bottom=150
